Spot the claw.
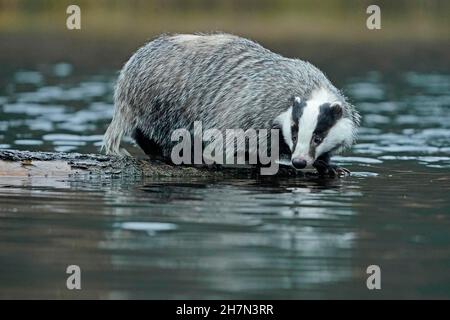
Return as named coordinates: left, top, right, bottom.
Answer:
left=313, top=160, right=351, bottom=178
left=334, top=166, right=351, bottom=176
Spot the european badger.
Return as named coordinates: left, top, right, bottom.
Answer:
left=103, top=34, right=360, bottom=176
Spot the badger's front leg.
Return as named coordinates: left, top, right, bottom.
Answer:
left=313, top=153, right=350, bottom=177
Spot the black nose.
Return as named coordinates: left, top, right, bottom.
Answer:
left=292, top=158, right=307, bottom=169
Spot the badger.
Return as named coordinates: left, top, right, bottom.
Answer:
left=103, top=33, right=360, bottom=176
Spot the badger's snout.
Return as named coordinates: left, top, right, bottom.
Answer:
left=292, top=158, right=307, bottom=169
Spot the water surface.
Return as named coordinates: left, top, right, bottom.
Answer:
left=1, top=61, right=450, bottom=299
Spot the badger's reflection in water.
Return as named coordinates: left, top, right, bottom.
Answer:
left=92, top=176, right=358, bottom=298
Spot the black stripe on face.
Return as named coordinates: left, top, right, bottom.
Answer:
left=271, top=124, right=291, bottom=157
left=291, top=97, right=306, bottom=150
left=309, top=102, right=343, bottom=158
left=292, top=97, right=306, bottom=126
left=291, top=123, right=298, bottom=151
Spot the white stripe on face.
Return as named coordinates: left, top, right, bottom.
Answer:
left=275, top=106, right=294, bottom=150
left=315, top=117, right=355, bottom=156
left=291, top=88, right=337, bottom=166
left=291, top=103, right=319, bottom=166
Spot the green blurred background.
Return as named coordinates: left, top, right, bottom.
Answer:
left=0, top=0, right=449, bottom=75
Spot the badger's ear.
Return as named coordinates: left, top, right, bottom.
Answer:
left=292, top=96, right=305, bottom=120
left=330, top=101, right=343, bottom=119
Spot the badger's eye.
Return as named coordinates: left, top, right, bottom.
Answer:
left=313, top=134, right=323, bottom=145
left=291, top=124, right=298, bottom=146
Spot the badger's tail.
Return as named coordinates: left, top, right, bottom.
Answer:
left=102, top=100, right=134, bottom=156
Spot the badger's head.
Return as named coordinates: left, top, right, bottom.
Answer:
left=273, top=88, right=357, bottom=169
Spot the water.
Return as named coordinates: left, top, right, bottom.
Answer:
left=1, top=62, right=450, bottom=298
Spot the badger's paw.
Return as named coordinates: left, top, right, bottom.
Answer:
left=313, top=160, right=350, bottom=178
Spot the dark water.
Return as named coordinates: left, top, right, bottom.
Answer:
left=1, top=61, right=450, bottom=298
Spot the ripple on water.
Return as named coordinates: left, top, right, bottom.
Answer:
left=52, top=63, right=73, bottom=78
left=349, top=171, right=379, bottom=178
left=358, top=101, right=399, bottom=113
left=13, top=139, right=43, bottom=146
left=372, top=145, right=441, bottom=154
left=345, top=82, right=385, bottom=101
left=379, top=155, right=450, bottom=167
left=395, top=114, right=450, bottom=127
left=333, top=156, right=383, bottom=164
left=115, top=222, right=178, bottom=235
left=3, top=103, right=66, bottom=115
left=17, top=82, right=112, bottom=103
left=14, top=71, right=44, bottom=84
left=404, top=72, right=450, bottom=94
left=42, top=133, right=104, bottom=142
left=363, top=114, right=391, bottom=125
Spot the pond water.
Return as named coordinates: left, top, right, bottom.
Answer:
left=0, top=58, right=449, bottom=298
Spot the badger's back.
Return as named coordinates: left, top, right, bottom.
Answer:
left=103, top=33, right=340, bottom=156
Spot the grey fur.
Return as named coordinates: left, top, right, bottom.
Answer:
left=103, top=33, right=360, bottom=158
